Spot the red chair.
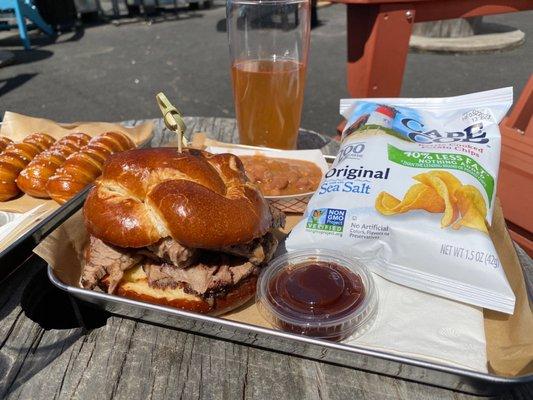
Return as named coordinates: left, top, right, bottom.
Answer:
left=329, top=0, right=533, bottom=98
left=498, top=75, right=533, bottom=257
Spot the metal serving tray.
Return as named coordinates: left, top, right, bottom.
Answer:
left=48, top=265, right=533, bottom=396
left=28, top=118, right=531, bottom=394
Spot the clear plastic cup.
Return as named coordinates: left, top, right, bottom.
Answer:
left=227, top=0, right=310, bottom=149
left=257, top=249, right=378, bottom=341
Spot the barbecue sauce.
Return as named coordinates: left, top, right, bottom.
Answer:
left=267, top=261, right=365, bottom=341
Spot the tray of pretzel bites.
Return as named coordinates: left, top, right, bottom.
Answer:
left=0, top=112, right=154, bottom=280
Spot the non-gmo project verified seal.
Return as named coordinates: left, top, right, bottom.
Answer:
left=306, top=208, right=346, bottom=234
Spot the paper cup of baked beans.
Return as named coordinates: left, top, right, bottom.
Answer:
left=206, top=146, right=329, bottom=213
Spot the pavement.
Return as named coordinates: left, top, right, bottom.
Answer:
left=0, top=2, right=531, bottom=137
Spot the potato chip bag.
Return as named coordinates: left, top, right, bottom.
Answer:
left=287, top=88, right=515, bottom=314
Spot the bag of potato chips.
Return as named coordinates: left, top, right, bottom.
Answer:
left=287, top=88, right=515, bottom=314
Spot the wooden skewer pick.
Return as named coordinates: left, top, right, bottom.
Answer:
left=156, top=92, right=188, bottom=153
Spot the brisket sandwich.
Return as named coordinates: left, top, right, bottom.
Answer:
left=81, top=147, right=284, bottom=315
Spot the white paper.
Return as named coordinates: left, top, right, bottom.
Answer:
left=0, top=212, right=24, bottom=240
left=348, top=275, right=487, bottom=372
left=0, top=204, right=50, bottom=249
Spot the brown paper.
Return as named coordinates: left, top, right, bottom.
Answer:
left=1, top=111, right=154, bottom=143
left=0, top=196, right=58, bottom=215
left=486, top=201, right=533, bottom=376
left=33, top=205, right=533, bottom=377
left=33, top=210, right=88, bottom=287
left=0, top=112, right=154, bottom=214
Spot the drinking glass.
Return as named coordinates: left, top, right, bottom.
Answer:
left=227, top=0, right=310, bottom=149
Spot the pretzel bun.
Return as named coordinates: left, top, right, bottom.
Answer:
left=0, top=133, right=56, bottom=201
left=84, top=148, right=272, bottom=249
left=46, top=131, right=135, bottom=204
left=0, top=137, right=13, bottom=153
left=100, top=263, right=257, bottom=316
left=17, top=132, right=91, bottom=198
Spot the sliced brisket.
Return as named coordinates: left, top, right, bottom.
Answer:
left=220, top=232, right=278, bottom=265
left=143, top=256, right=256, bottom=296
left=82, top=236, right=142, bottom=293
left=146, top=237, right=196, bottom=268
left=82, top=204, right=283, bottom=296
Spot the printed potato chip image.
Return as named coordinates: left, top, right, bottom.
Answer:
left=376, top=192, right=402, bottom=215
left=376, top=183, right=445, bottom=215
left=413, top=172, right=459, bottom=227
left=452, top=185, right=489, bottom=233
left=417, top=171, right=462, bottom=201
left=376, top=170, right=489, bottom=234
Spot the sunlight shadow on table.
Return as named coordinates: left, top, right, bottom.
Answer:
left=20, top=261, right=109, bottom=330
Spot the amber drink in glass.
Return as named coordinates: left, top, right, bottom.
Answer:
left=227, top=0, right=310, bottom=149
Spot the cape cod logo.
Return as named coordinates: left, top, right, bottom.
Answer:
left=402, top=119, right=489, bottom=145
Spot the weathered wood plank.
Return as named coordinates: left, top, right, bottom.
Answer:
left=0, top=117, right=531, bottom=400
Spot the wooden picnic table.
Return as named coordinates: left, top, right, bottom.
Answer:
left=0, top=116, right=532, bottom=399
left=327, top=0, right=533, bottom=98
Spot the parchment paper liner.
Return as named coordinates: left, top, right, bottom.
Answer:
left=33, top=201, right=532, bottom=376
left=486, top=202, right=533, bottom=375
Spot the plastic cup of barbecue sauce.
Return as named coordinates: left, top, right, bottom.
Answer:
left=257, top=249, right=378, bottom=342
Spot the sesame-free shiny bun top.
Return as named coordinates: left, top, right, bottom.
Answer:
left=83, top=147, right=272, bottom=249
